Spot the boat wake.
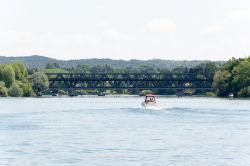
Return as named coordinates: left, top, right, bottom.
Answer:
left=121, top=105, right=165, bottom=112
left=141, top=105, right=164, bottom=111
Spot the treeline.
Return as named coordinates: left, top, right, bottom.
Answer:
left=0, top=57, right=249, bottom=97
left=0, top=62, right=49, bottom=97
left=213, top=57, right=250, bottom=97
left=0, top=55, right=224, bottom=69
left=30, top=57, right=250, bottom=97
left=32, top=61, right=218, bottom=96
left=35, top=61, right=219, bottom=77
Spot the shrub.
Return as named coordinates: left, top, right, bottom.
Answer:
left=205, top=92, right=216, bottom=97
left=212, top=70, right=231, bottom=97
left=0, top=65, right=15, bottom=87
left=17, top=82, right=35, bottom=97
left=30, top=72, right=49, bottom=95
left=9, top=83, right=23, bottom=97
left=237, top=86, right=250, bottom=97
left=139, top=90, right=153, bottom=96
left=0, top=81, right=8, bottom=97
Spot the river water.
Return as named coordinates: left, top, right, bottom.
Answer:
left=0, top=96, right=250, bottom=166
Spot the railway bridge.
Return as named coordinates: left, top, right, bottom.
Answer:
left=46, top=73, right=213, bottom=92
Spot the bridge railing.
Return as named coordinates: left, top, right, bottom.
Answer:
left=46, top=73, right=213, bottom=81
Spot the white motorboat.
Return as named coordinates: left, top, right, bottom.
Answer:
left=141, top=94, right=156, bottom=107
left=229, top=93, right=234, bottom=99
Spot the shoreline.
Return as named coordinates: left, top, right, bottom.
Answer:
left=0, top=95, right=249, bottom=100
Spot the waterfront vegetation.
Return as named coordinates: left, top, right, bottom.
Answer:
left=213, top=57, right=250, bottom=97
left=0, top=57, right=249, bottom=97
left=0, top=62, right=34, bottom=97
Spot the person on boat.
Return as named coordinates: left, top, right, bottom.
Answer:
left=145, top=95, right=155, bottom=104
left=142, top=94, right=156, bottom=107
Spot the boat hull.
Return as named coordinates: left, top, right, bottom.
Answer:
left=141, top=102, right=156, bottom=107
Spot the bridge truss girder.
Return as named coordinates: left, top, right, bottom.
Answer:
left=46, top=73, right=213, bottom=91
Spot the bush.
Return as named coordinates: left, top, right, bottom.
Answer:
left=0, top=65, right=15, bottom=87
left=0, top=81, right=8, bottom=97
left=75, top=90, right=87, bottom=95
left=30, top=72, right=49, bottom=95
left=237, top=86, right=250, bottom=97
left=205, top=92, right=216, bottom=97
left=0, top=81, right=5, bottom=87
left=139, top=90, right=153, bottom=96
left=9, top=83, right=23, bottom=97
left=183, top=89, right=193, bottom=96
left=17, top=82, right=35, bottom=97
left=11, top=62, right=28, bottom=81
left=212, top=70, right=231, bottom=97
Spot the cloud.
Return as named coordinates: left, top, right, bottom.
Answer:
left=203, top=9, right=250, bottom=35
left=95, top=4, right=106, bottom=13
left=0, top=31, right=101, bottom=59
left=226, top=9, right=250, bottom=21
left=101, top=28, right=130, bottom=41
left=202, top=25, right=222, bottom=35
left=199, top=9, right=250, bottom=60
left=144, top=18, right=176, bottom=33
left=0, top=29, right=131, bottom=59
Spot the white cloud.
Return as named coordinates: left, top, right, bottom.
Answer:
left=0, top=29, right=132, bottom=59
left=1, top=0, right=250, bottom=60
left=0, top=31, right=101, bottom=59
left=99, top=20, right=109, bottom=28
left=203, top=9, right=250, bottom=35
left=101, top=28, right=130, bottom=41
left=95, top=4, right=106, bottom=13
left=144, top=18, right=176, bottom=33
left=199, top=9, right=250, bottom=60
left=226, top=9, right=250, bottom=21
left=202, top=25, right=222, bottom=35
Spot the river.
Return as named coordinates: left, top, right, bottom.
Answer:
left=0, top=96, right=250, bottom=166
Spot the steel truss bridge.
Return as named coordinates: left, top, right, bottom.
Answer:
left=46, top=73, right=213, bottom=91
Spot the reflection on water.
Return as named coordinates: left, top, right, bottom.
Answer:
left=0, top=97, right=250, bottom=166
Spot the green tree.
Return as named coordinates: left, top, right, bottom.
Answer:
left=192, top=62, right=218, bottom=78
left=39, top=68, right=67, bottom=73
left=30, top=72, right=49, bottom=95
left=223, top=57, right=242, bottom=72
left=122, top=66, right=140, bottom=73
left=17, top=81, right=35, bottom=97
left=232, top=59, right=250, bottom=90
left=138, top=65, right=158, bottom=73
left=139, top=90, right=153, bottom=96
left=75, top=65, right=90, bottom=73
left=230, top=58, right=250, bottom=97
left=0, top=65, right=15, bottom=87
left=45, top=63, right=60, bottom=69
left=90, top=65, right=113, bottom=73
left=0, top=81, right=8, bottom=97
left=11, top=62, right=28, bottom=81
left=237, top=86, right=250, bottom=97
left=212, top=70, right=231, bottom=97
left=9, top=83, right=23, bottom=97
left=172, top=66, right=188, bottom=74
left=159, top=67, right=171, bottom=74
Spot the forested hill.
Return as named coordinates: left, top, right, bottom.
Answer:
left=0, top=55, right=224, bottom=69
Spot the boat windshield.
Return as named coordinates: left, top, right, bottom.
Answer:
left=146, top=96, right=155, bottom=102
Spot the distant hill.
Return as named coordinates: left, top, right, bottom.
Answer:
left=0, top=55, right=225, bottom=69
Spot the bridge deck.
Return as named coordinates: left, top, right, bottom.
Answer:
left=46, top=73, right=213, bottom=90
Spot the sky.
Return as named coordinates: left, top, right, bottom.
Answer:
left=0, top=0, right=250, bottom=60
